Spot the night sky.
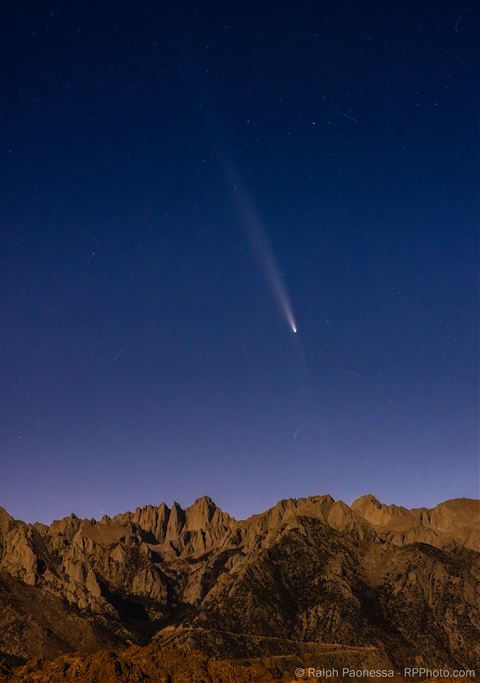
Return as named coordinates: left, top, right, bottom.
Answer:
left=2, top=2, right=478, bottom=523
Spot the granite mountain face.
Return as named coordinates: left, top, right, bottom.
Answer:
left=0, top=494, right=479, bottom=681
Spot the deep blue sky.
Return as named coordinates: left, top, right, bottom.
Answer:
left=2, top=2, right=478, bottom=523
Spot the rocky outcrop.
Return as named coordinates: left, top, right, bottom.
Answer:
left=0, top=572, right=121, bottom=661
left=351, top=495, right=480, bottom=550
left=0, top=494, right=479, bottom=679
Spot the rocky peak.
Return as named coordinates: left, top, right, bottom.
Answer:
left=352, top=493, right=382, bottom=510
left=165, top=502, right=186, bottom=541
left=48, top=514, right=81, bottom=541
left=129, top=503, right=170, bottom=542
left=185, top=496, right=217, bottom=530
left=428, top=498, right=480, bottom=549
left=351, top=494, right=412, bottom=529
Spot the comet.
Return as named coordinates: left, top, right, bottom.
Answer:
left=225, top=161, right=298, bottom=335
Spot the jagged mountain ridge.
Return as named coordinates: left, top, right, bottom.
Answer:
left=0, top=494, right=479, bottom=678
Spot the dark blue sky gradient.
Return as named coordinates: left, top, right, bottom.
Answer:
left=2, top=2, right=478, bottom=522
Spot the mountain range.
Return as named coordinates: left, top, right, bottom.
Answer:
left=0, top=493, right=479, bottom=681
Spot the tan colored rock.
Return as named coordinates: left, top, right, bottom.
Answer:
left=0, top=523, right=37, bottom=585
